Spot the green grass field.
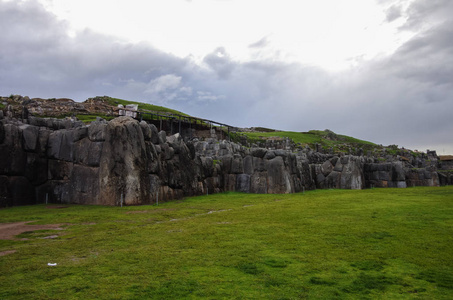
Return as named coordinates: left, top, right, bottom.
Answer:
left=1, top=187, right=452, bottom=299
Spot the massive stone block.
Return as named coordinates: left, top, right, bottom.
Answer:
left=267, top=156, right=292, bottom=193
left=250, top=172, right=268, bottom=193
left=21, top=124, right=39, bottom=152
left=0, top=120, right=4, bottom=144
left=0, top=124, right=27, bottom=175
left=236, top=174, right=251, bottom=193
left=47, top=130, right=75, bottom=162
left=70, top=164, right=100, bottom=204
left=231, top=154, right=244, bottom=174
left=73, top=138, right=103, bottom=167
left=25, top=153, right=48, bottom=185
left=7, top=176, right=35, bottom=205
left=96, top=117, right=150, bottom=205
left=243, top=155, right=253, bottom=175
left=339, top=156, right=364, bottom=189
left=88, top=120, right=107, bottom=142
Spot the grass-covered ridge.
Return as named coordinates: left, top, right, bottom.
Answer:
left=103, top=96, right=191, bottom=117
left=1, top=187, right=452, bottom=299
left=240, top=128, right=378, bottom=152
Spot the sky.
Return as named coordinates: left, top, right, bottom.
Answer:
left=1, top=0, right=452, bottom=154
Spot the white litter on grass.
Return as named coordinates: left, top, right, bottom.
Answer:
left=47, top=263, right=57, bottom=266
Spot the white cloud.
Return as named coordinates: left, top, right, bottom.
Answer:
left=196, top=91, right=225, bottom=102
left=179, top=86, right=193, bottom=96
left=36, top=0, right=415, bottom=71
left=144, top=74, right=182, bottom=94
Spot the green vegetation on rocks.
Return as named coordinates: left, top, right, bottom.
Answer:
left=1, top=187, right=452, bottom=299
left=241, top=129, right=378, bottom=153
left=75, top=114, right=115, bottom=123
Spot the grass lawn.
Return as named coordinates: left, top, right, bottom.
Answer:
left=1, top=187, right=452, bottom=299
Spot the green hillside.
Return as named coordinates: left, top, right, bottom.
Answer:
left=100, top=97, right=384, bottom=153
left=238, top=129, right=379, bottom=153
left=104, top=97, right=190, bottom=116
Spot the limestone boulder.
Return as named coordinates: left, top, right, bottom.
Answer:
left=20, top=124, right=39, bottom=152
left=325, top=171, right=341, bottom=188
left=267, top=156, right=293, bottom=193
left=236, top=174, right=251, bottom=193
left=7, top=176, right=35, bottom=205
left=140, top=121, right=152, bottom=141
left=296, top=156, right=315, bottom=190
left=264, top=150, right=276, bottom=160
left=391, top=162, right=406, bottom=181
left=0, top=175, right=8, bottom=206
left=321, top=160, right=333, bottom=176
left=68, top=165, right=99, bottom=204
left=88, top=120, right=107, bottom=142
left=0, top=124, right=27, bottom=175
left=231, top=154, right=244, bottom=174
left=158, top=130, right=166, bottom=144
left=47, top=130, right=75, bottom=162
left=252, top=157, right=266, bottom=172
left=48, top=159, right=73, bottom=180
left=25, top=153, right=48, bottom=185
left=38, top=129, right=51, bottom=154
left=339, top=156, right=365, bottom=189
left=250, top=147, right=267, bottom=158
left=250, top=172, right=267, bottom=193
left=0, top=120, right=4, bottom=143
left=98, top=117, right=150, bottom=205
left=243, top=155, right=253, bottom=175
left=73, top=138, right=103, bottom=167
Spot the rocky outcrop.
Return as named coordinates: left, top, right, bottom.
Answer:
left=0, top=95, right=115, bottom=118
left=0, top=114, right=446, bottom=206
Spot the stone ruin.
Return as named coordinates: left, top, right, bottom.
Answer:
left=0, top=108, right=451, bottom=206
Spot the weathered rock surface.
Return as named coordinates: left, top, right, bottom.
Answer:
left=0, top=115, right=447, bottom=206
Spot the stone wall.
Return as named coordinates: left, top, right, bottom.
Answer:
left=0, top=115, right=445, bottom=206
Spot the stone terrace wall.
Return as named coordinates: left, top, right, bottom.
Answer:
left=0, top=115, right=448, bottom=206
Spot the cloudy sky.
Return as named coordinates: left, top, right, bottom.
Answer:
left=1, top=0, right=452, bottom=154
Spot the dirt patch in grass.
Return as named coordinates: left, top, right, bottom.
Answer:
left=0, top=221, right=66, bottom=240
left=0, top=250, right=17, bottom=256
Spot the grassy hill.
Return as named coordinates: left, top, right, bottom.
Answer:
left=102, top=97, right=190, bottom=116
left=236, top=128, right=379, bottom=153
left=1, top=187, right=452, bottom=299
left=88, top=97, right=397, bottom=154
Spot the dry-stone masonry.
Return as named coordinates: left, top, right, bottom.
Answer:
left=0, top=114, right=449, bottom=206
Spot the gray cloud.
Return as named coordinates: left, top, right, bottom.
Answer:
left=384, top=5, right=402, bottom=22
left=376, top=0, right=453, bottom=108
left=1, top=0, right=452, bottom=153
left=401, top=0, right=453, bottom=31
left=0, top=0, right=194, bottom=101
left=248, top=36, right=270, bottom=49
left=202, top=47, right=236, bottom=79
